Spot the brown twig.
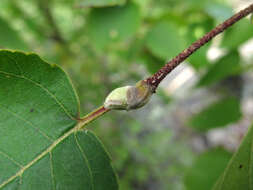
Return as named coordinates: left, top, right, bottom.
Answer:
left=145, top=3, right=253, bottom=92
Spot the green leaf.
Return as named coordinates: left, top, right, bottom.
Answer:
left=0, top=50, right=118, bottom=189
left=197, top=51, right=241, bottom=87
left=0, top=17, right=28, bottom=51
left=184, top=148, right=232, bottom=190
left=188, top=97, right=242, bottom=132
left=212, top=123, right=253, bottom=190
left=145, top=21, right=186, bottom=60
left=221, top=19, right=253, bottom=49
left=78, top=0, right=126, bottom=7
left=87, top=2, right=141, bottom=49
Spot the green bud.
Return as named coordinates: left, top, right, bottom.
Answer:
left=104, top=86, right=131, bottom=110
left=104, top=81, right=153, bottom=110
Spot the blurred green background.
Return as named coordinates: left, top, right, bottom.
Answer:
left=0, top=0, right=252, bottom=189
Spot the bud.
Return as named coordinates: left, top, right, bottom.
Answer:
left=104, top=80, right=153, bottom=110
left=104, top=86, right=131, bottom=110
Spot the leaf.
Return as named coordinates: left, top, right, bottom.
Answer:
left=145, top=21, right=186, bottom=60
left=0, top=17, right=28, bottom=51
left=212, top=123, right=253, bottom=190
left=221, top=19, right=253, bottom=49
left=87, top=2, right=141, bottom=49
left=188, top=97, right=242, bottom=132
left=184, top=148, right=232, bottom=190
left=197, top=51, right=241, bottom=87
left=0, top=50, right=118, bottom=189
left=78, top=0, right=126, bottom=7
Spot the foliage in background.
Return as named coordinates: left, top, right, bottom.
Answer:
left=0, top=0, right=252, bottom=189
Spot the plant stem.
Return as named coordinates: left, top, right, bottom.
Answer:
left=78, top=106, right=110, bottom=129
left=145, top=3, right=253, bottom=92
left=74, top=4, right=253, bottom=122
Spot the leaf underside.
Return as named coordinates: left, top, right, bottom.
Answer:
left=0, top=50, right=118, bottom=190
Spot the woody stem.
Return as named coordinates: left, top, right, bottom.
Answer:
left=145, top=3, right=253, bottom=92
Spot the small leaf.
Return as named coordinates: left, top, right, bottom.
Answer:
left=0, top=17, right=28, bottom=51
left=78, top=0, right=126, bottom=7
left=0, top=50, right=118, bottom=189
left=87, top=2, right=141, bottom=49
left=197, top=51, right=241, bottom=87
left=212, top=123, right=253, bottom=190
left=221, top=19, right=253, bottom=49
left=145, top=21, right=186, bottom=60
left=184, top=148, right=232, bottom=190
left=188, top=97, right=242, bottom=132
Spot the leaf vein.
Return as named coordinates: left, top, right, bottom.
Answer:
left=6, top=54, right=24, bottom=77
left=0, top=150, right=23, bottom=168
left=0, top=70, right=75, bottom=120
left=18, top=176, right=22, bottom=190
left=0, top=104, right=54, bottom=142
left=74, top=132, right=94, bottom=190
left=0, top=123, right=77, bottom=189
left=49, top=152, right=56, bottom=190
left=0, top=106, right=103, bottom=189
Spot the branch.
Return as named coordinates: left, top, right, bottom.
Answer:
left=145, top=3, right=253, bottom=92
left=78, top=106, right=110, bottom=129
left=86, top=4, right=253, bottom=118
